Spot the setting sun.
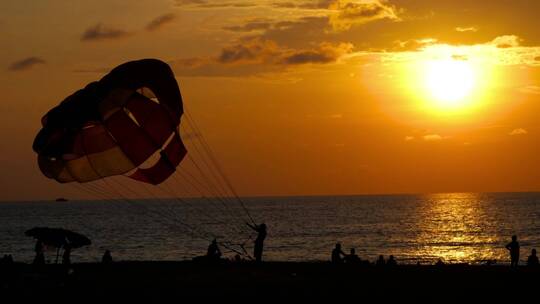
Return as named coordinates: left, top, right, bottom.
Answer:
left=424, top=59, right=476, bottom=109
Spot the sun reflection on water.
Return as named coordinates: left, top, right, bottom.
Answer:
left=413, top=193, right=500, bottom=264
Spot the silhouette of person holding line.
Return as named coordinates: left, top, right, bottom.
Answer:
left=506, top=235, right=520, bottom=268
left=247, top=222, right=267, bottom=262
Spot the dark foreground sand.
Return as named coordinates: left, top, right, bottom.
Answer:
left=1, top=261, right=539, bottom=301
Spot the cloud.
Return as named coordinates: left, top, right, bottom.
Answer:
left=171, top=38, right=354, bottom=77
left=81, top=23, right=130, bottom=41
left=491, top=35, right=521, bottom=49
left=8, top=57, right=45, bottom=71
left=217, top=39, right=281, bottom=64
left=509, top=128, right=527, bottom=136
left=328, top=0, right=400, bottom=32
left=423, top=134, right=442, bottom=141
left=282, top=42, right=353, bottom=64
left=223, top=20, right=273, bottom=32
left=404, top=136, right=414, bottom=141
left=455, top=26, right=478, bottom=33
left=146, top=14, right=176, bottom=31
left=175, top=0, right=258, bottom=8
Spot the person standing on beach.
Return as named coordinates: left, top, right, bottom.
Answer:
left=505, top=235, right=520, bottom=267
left=62, top=244, right=72, bottom=265
left=247, top=223, right=267, bottom=262
left=33, top=240, right=45, bottom=265
left=331, top=243, right=346, bottom=264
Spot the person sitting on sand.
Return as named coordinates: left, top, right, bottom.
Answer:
left=435, top=258, right=445, bottom=266
left=331, top=243, right=346, bottom=264
left=62, top=244, right=72, bottom=265
left=247, top=222, right=267, bottom=262
left=505, top=235, right=520, bottom=268
left=387, top=255, right=397, bottom=266
left=344, top=248, right=360, bottom=264
left=376, top=255, right=385, bottom=266
left=33, top=240, right=45, bottom=265
left=527, top=249, right=539, bottom=267
left=207, top=239, right=222, bottom=261
left=102, top=250, right=113, bottom=264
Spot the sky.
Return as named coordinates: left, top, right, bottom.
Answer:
left=1, top=0, right=540, bottom=200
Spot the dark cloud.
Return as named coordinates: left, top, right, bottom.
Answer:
left=171, top=38, right=353, bottom=77
left=535, top=56, right=540, bottom=61
left=81, top=23, right=130, bottom=41
left=273, top=0, right=333, bottom=9
left=8, top=57, right=45, bottom=71
left=146, top=13, right=176, bottom=31
left=329, top=0, right=399, bottom=31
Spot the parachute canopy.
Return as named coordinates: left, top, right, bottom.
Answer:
left=33, top=59, right=186, bottom=185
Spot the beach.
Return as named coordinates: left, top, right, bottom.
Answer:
left=2, top=261, right=539, bottom=301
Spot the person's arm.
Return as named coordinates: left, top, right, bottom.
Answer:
left=505, top=243, right=511, bottom=250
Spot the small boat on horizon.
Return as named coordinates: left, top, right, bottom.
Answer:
left=55, top=198, right=68, bottom=202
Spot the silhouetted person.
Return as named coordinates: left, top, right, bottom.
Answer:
left=206, top=239, right=222, bottom=261
left=247, top=222, right=267, bottom=262
left=344, top=248, right=360, bottom=264
left=62, top=244, right=72, bottom=265
left=33, top=240, right=45, bottom=265
left=527, top=249, right=539, bottom=267
left=331, top=243, right=346, bottom=264
left=376, top=255, right=385, bottom=266
left=506, top=235, right=520, bottom=267
left=387, top=255, right=397, bottom=266
left=102, top=250, right=112, bottom=264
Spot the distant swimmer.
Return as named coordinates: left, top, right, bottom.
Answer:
left=344, top=248, right=360, bottom=264
left=207, top=239, right=222, bottom=261
left=331, top=243, right=346, bottom=264
left=247, top=223, right=267, bottom=262
left=505, top=235, right=520, bottom=268
left=527, top=249, right=539, bottom=267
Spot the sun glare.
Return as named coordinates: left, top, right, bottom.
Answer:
left=423, top=59, right=476, bottom=109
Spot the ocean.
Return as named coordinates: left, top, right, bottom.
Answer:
left=1, top=192, right=539, bottom=265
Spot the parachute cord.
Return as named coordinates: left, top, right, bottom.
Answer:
left=184, top=109, right=256, bottom=226
left=174, top=168, right=250, bottom=233
left=180, top=123, right=241, bottom=209
left=161, top=176, right=248, bottom=237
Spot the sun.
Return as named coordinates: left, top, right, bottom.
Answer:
left=423, top=59, right=477, bottom=109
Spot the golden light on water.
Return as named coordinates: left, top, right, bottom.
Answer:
left=414, top=193, right=500, bottom=263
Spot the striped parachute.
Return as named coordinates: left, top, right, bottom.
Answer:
left=33, top=59, right=186, bottom=185
left=32, top=58, right=256, bottom=259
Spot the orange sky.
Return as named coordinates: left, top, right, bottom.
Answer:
left=1, top=0, right=540, bottom=200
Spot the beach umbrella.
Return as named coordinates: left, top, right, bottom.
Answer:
left=25, top=227, right=91, bottom=263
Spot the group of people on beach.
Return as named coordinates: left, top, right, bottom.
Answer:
left=31, top=239, right=113, bottom=266
left=331, top=242, right=397, bottom=266
left=505, top=235, right=538, bottom=267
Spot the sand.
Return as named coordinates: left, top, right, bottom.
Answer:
left=1, top=261, right=538, bottom=301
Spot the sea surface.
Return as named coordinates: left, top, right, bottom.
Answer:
left=1, top=192, right=540, bottom=265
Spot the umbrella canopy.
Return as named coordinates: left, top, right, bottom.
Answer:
left=25, top=227, right=91, bottom=249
